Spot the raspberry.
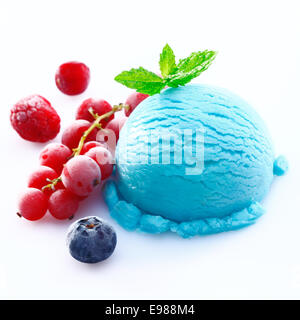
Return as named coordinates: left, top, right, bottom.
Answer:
left=76, top=98, right=113, bottom=126
left=125, top=92, right=149, bottom=117
left=61, top=120, right=97, bottom=150
left=48, top=189, right=80, bottom=220
left=39, top=143, right=72, bottom=174
left=55, top=61, right=90, bottom=95
left=10, top=95, right=60, bottom=142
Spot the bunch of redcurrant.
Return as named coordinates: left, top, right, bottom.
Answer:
left=14, top=62, right=149, bottom=222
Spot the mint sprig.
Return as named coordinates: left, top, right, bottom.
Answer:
left=115, top=44, right=217, bottom=95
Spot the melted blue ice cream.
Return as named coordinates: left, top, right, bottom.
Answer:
left=103, top=84, right=287, bottom=237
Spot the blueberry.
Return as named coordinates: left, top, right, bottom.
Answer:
left=67, top=216, right=117, bottom=263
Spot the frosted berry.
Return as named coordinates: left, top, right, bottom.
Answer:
left=48, top=189, right=80, bottom=220
left=28, top=166, right=58, bottom=189
left=95, top=129, right=116, bottom=157
left=76, top=98, right=113, bottom=126
left=67, top=216, right=117, bottom=263
left=10, top=95, right=60, bottom=142
left=39, top=143, right=72, bottom=174
left=81, top=141, right=108, bottom=154
left=18, top=188, right=48, bottom=221
left=84, top=147, right=114, bottom=180
left=125, top=92, right=148, bottom=117
left=105, top=116, right=127, bottom=142
left=61, top=155, right=101, bottom=197
left=27, top=166, right=62, bottom=197
left=61, top=120, right=97, bottom=150
left=55, top=61, right=90, bottom=95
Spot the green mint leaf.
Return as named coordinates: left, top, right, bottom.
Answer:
left=159, top=44, right=177, bottom=77
left=165, top=70, right=199, bottom=87
left=115, top=67, right=166, bottom=95
left=177, top=50, right=217, bottom=73
left=166, top=50, right=217, bottom=87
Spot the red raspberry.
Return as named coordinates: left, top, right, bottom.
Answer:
left=10, top=95, right=60, bottom=142
left=125, top=92, right=149, bottom=117
left=76, top=98, right=113, bottom=126
left=55, top=61, right=90, bottom=95
left=62, top=120, right=97, bottom=150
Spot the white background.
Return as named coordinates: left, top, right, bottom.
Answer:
left=0, top=0, right=299, bottom=299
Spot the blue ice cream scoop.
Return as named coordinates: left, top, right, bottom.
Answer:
left=103, top=84, right=287, bottom=238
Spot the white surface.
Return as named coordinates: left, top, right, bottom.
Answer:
left=0, top=0, right=300, bottom=299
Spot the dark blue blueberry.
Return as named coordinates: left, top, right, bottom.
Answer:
left=67, top=216, right=117, bottom=263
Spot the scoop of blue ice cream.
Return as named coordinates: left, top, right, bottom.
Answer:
left=103, top=84, right=287, bottom=237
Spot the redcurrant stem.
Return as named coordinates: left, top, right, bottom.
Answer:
left=73, top=103, right=128, bottom=156
left=42, top=177, right=62, bottom=191
left=88, top=107, right=99, bottom=120
left=42, top=103, right=129, bottom=192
